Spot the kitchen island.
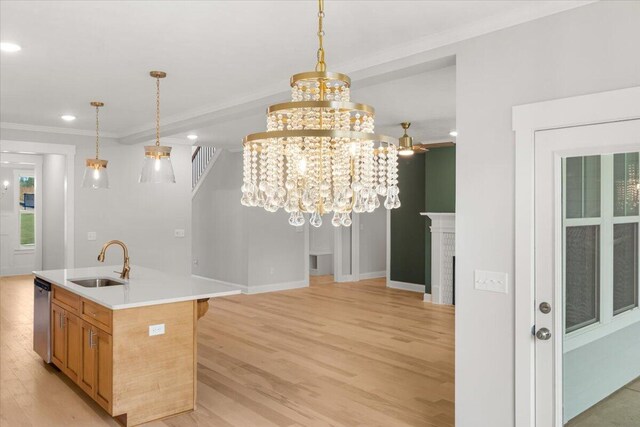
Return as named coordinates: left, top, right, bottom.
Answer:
left=33, top=265, right=241, bottom=426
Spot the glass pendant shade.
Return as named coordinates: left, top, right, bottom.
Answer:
left=141, top=71, right=175, bottom=184
left=82, top=159, right=109, bottom=189
left=241, top=1, right=400, bottom=228
left=139, top=146, right=175, bottom=184
left=83, top=101, right=109, bottom=189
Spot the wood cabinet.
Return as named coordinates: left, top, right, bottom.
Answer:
left=50, top=285, right=196, bottom=426
left=50, top=302, right=81, bottom=383
left=78, top=320, right=113, bottom=412
left=51, top=293, right=112, bottom=413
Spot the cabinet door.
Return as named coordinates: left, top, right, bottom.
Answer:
left=51, top=303, right=66, bottom=369
left=94, top=328, right=112, bottom=413
left=64, top=312, right=81, bottom=383
left=78, top=321, right=95, bottom=396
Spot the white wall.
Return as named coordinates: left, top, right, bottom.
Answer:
left=192, top=150, right=248, bottom=285
left=449, top=2, right=640, bottom=425
left=309, top=223, right=333, bottom=254
left=358, top=209, right=386, bottom=277
left=247, top=208, right=305, bottom=287
left=564, top=322, right=640, bottom=422
left=77, top=143, right=192, bottom=276
left=41, top=154, right=65, bottom=269
left=1, top=129, right=193, bottom=276
left=192, top=149, right=306, bottom=291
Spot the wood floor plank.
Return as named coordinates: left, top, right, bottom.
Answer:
left=0, top=274, right=454, bottom=426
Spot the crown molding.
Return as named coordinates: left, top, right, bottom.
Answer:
left=0, top=122, right=120, bottom=139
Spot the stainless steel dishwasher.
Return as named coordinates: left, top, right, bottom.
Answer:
left=33, top=277, right=51, bottom=363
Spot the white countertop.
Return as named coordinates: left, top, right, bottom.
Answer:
left=33, top=265, right=242, bottom=310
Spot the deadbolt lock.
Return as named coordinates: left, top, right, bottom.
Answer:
left=539, top=302, right=551, bottom=314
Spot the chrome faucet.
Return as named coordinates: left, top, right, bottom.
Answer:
left=97, top=240, right=130, bottom=280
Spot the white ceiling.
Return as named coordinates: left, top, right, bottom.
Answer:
left=0, top=1, right=591, bottom=143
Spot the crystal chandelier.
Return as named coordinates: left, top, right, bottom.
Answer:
left=241, top=0, right=400, bottom=227
left=139, top=71, right=176, bottom=184
left=82, top=101, right=109, bottom=189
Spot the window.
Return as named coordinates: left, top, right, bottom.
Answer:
left=563, top=152, right=640, bottom=344
left=18, top=174, right=35, bottom=246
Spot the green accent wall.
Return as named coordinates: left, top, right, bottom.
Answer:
left=390, top=155, right=426, bottom=285
left=424, top=146, right=456, bottom=292
left=390, top=146, right=456, bottom=293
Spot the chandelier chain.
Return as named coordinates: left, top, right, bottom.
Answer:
left=316, top=0, right=326, bottom=72
left=155, top=76, right=161, bottom=147
left=95, top=105, right=100, bottom=159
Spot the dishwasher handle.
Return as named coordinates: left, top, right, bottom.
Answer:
left=34, top=278, right=51, bottom=292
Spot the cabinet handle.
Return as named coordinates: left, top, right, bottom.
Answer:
left=89, top=329, right=96, bottom=348
left=59, top=312, right=64, bottom=329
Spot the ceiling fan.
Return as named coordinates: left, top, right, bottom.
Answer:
left=397, top=122, right=455, bottom=156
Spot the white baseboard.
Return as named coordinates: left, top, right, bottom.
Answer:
left=191, top=274, right=308, bottom=295
left=244, top=280, right=308, bottom=294
left=359, top=271, right=386, bottom=280
left=1, top=267, right=35, bottom=277
left=423, top=293, right=432, bottom=302
left=387, top=280, right=426, bottom=293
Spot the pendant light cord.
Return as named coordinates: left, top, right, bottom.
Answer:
left=95, top=105, right=100, bottom=160
left=315, top=0, right=326, bottom=72
left=155, top=76, right=161, bottom=147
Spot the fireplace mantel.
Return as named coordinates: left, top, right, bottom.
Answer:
left=421, top=212, right=455, bottom=305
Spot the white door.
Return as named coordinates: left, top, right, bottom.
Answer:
left=534, top=119, right=640, bottom=426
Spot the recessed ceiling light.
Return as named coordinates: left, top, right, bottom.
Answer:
left=0, top=42, right=21, bottom=53
left=61, top=115, right=76, bottom=122
left=187, top=134, right=198, bottom=141
left=449, top=130, right=458, bottom=137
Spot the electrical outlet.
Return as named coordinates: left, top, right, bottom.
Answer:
left=474, top=270, right=508, bottom=294
left=87, top=232, right=96, bottom=241
left=149, top=324, right=165, bottom=336
left=193, top=259, right=199, bottom=266
left=270, top=267, right=275, bottom=275
left=174, top=229, right=185, bottom=238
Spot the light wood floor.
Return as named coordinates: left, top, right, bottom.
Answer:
left=0, top=274, right=455, bottom=427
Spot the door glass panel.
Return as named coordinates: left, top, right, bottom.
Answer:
left=566, top=156, right=601, bottom=219
left=613, top=152, right=639, bottom=217
left=563, top=151, right=640, bottom=426
left=565, top=225, right=600, bottom=332
left=613, top=223, right=638, bottom=315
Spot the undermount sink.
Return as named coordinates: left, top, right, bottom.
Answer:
left=70, top=277, right=125, bottom=288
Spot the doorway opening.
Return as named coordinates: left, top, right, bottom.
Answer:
left=1, top=154, right=41, bottom=275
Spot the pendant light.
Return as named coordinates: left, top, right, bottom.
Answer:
left=139, top=71, right=175, bottom=184
left=82, top=101, right=109, bottom=189
left=242, top=0, right=400, bottom=227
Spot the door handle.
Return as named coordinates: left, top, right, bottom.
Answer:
left=536, top=328, right=551, bottom=340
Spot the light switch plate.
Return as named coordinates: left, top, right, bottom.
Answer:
left=87, top=232, right=96, bottom=241
left=174, top=229, right=185, bottom=238
left=149, top=324, right=165, bottom=336
left=474, top=270, right=508, bottom=294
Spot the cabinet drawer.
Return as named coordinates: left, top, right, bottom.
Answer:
left=81, top=299, right=112, bottom=333
left=52, top=286, right=80, bottom=313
